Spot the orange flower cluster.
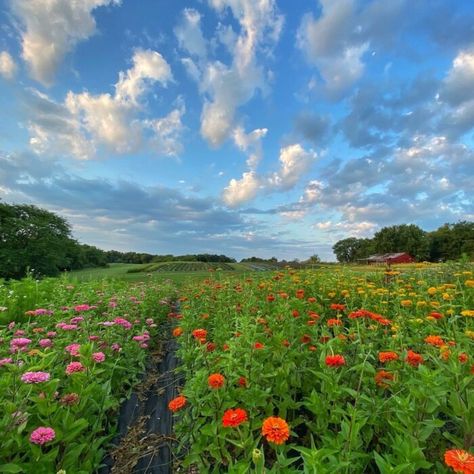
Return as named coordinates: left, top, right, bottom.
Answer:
left=168, top=395, right=187, bottom=412
left=330, top=303, right=346, bottom=311
left=261, top=416, right=290, bottom=445
left=444, top=449, right=474, bottom=474
left=375, top=370, right=394, bottom=388
left=327, top=318, right=342, bottom=327
left=325, top=354, right=346, bottom=367
left=208, top=373, right=225, bottom=389
left=405, top=350, right=424, bottom=367
left=348, top=309, right=391, bottom=326
left=192, top=328, right=207, bottom=342
left=425, top=335, right=445, bottom=347
left=222, top=408, right=248, bottom=427
left=379, top=351, right=399, bottom=363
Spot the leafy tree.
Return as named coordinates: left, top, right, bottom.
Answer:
left=332, top=238, right=375, bottom=263
left=0, top=203, right=74, bottom=278
left=429, top=221, right=474, bottom=261
left=373, top=224, right=430, bottom=261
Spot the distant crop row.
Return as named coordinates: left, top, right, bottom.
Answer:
left=127, top=261, right=236, bottom=273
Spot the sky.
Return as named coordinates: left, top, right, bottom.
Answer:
left=0, top=0, right=473, bottom=261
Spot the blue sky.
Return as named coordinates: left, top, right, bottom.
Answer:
left=0, top=0, right=473, bottom=261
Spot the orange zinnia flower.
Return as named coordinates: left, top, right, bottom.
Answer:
left=296, top=289, right=305, bottom=299
left=222, top=408, right=248, bottom=427
left=425, top=335, right=445, bottom=347
left=444, top=449, right=474, bottom=474
left=172, top=327, right=183, bottom=337
left=327, top=318, right=342, bottom=327
left=168, top=395, right=187, bottom=412
left=208, top=373, right=225, bottom=389
left=330, top=303, right=346, bottom=311
left=375, top=370, right=394, bottom=388
left=325, top=354, right=346, bottom=367
left=266, top=294, right=275, bottom=302
left=379, top=351, right=399, bottom=363
left=192, top=328, right=207, bottom=340
left=459, top=353, right=469, bottom=363
left=262, top=416, right=290, bottom=445
left=405, top=350, right=424, bottom=367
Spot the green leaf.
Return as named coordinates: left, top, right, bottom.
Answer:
left=0, top=464, right=24, bottom=473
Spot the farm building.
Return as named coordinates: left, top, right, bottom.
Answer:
left=362, top=253, right=415, bottom=265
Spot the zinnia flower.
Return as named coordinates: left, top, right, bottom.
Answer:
left=444, top=449, right=474, bottom=474
left=379, top=351, right=399, bottom=363
left=208, top=373, right=225, bottom=389
left=21, top=371, right=50, bottom=384
left=192, top=328, right=207, bottom=341
left=92, top=352, right=105, bottom=363
left=325, top=354, right=346, bottom=367
left=172, top=327, right=183, bottom=337
left=261, top=416, right=290, bottom=445
left=30, top=427, right=55, bottom=445
left=425, top=335, right=445, bottom=347
left=60, top=393, right=80, bottom=406
left=168, top=395, right=187, bottom=412
left=222, top=408, right=248, bottom=427
left=375, top=370, right=394, bottom=388
left=65, top=361, right=85, bottom=375
left=405, top=350, right=424, bottom=367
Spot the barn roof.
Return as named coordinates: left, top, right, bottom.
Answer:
left=366, top=252, right=411, bottom=261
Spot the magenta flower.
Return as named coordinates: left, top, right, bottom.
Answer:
left=30, top=427, right=55, bottom=445
left=21, top=371, right=50, bottom=383
left=0, top=358, right=13, bottom=367
left=92, top=352, right=105, bottom=363
left=39, top=338, right=52, bottom=348
left=65, top=361, right=85, bottom=375
left=74, top=304, right=91, bottom=312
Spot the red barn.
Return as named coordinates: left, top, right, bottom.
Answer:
left=365, top=253, right=414, bottom=265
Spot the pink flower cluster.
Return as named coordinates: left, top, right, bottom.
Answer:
left=114, top=317, right=132, bottom=330
left=65, top=361, right=85, bottom=375
left=74, top=304, right=92, bottom=312
left=56, top=323, right=78, bottom=331
left=39, top=338, right=52, bottom=348
left=10, top=338, right=32, bottom=353
left=92, top=352, right=105, bottom=363
left=65, top=343, right=81, bottom=357
left=0, top=358, right=13, bottom=367
left=21, top=371, right=51, bottom=384
left=30, top=427, right=55, bottom=445
left=25, top=308, right=53, bottom=316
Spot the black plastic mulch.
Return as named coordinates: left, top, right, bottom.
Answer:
left=99, top=323, right=183, bottom=474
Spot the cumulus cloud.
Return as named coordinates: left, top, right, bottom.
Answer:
left=232, top=126, right=267, bottom=169
left=314, top=220, right=378, bottom=238
left=175, top=0, right=283, bottom=147
left=222, top=171, right=261, bottom=207
left=11, top=0, right=120, bottom=85
left=0, top=51, right=17, bottom=79
left=174, top=9, right=207, bottom=58
left=25, top=49, right=183, bottom=159
left=223, top=143, right=317, bottom=207
left=268, top=144, right=317, bottom=190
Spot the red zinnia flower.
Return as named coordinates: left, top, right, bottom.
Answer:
left=425, top=335, right=445, bottom=347
left=327, top=318, right=342, bottom=327
left=168, top=395, right=187, bottom=412
left=261, top=416, right=290, bottom=445
left=208, top=373, right=225, bottom=389
left=459, top=353, right=469, bottom=364
left=254, top=342, right=264, bottom=350
left=238, top=376, right=247, bottom=387
left=192, top=328, right=207, bottom=341
left=330, top=303, right=345, bottom=311
left=405, top=350, right=424, bottom=367
left=296, top=289, right=305, bottom=299
left=325, top=354, right=345, bottom=367
left=266, top=294, right=275, bottom=302
left=222, top=408, right=248, bottom=427
left=379, top=351, right=399, bottom=363
left=444, top=449, right=474, bottom=474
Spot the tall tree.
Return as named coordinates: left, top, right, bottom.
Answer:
left=373, top=224, right=430, bottom=261
left=0, top=203, right=75, bottom=278
left=332, top=237, right=375, bottom=263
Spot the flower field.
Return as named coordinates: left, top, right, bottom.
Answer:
left=171, top=265, right=474, bottom=473
left=0, top=276, right=176, bottom=473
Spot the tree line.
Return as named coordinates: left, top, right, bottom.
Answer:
left=0, top=203, right=235, bottom=279
left=332, top=223, right=474, bottom=263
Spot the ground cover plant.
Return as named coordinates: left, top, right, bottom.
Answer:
left=0, top=275, right=176, bottom=473
left=171, top=264, right=474, bottom=473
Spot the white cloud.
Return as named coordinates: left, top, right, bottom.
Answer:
left=268, top=144, right=317, bottom=190
left=297, top=0, right=369, bottom=97
left=176, top=0, right=283, bottom=147
left=442, top=49, right=474, bottom=106
left=27, top=49, right=182, bottom=159
left=314, top=220, right=378, bottom=237
left=174, top=9, right=207, bottom=58
left=11, top=0, right=120, bottom=85
left=115, top=49, right=172, bottom=104
left=232, top=126, right=267, bottom=169
left=0, top=51, right=17, bottom=79
left=145, top=101, right=186, bottom=157
left=300, top=180, right=324, bottom=204
left=222, top=171, right=260, bottom=207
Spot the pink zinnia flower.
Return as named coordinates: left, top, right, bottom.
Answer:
left=47, top=331, right=57, bottom=338
left=114, top=318, right=132, bottom=329
left=11, top=337, right=31, bottom=347
left=74, top=304, right=91, bottom=312
left=21, top=371, right=50, bottom=383
left=30, top=427, right=55, bottom=445
left=39, top=339, right=52, bottom=348
left=14, top=330, right=26, bottom=336
left=0, top=358, right=13, bottom=367
left=65, top=362, right=85, bottom=375
left=65, top=343, right=81, bottom=357
left=92, top=352, right=105, bottom=363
